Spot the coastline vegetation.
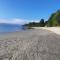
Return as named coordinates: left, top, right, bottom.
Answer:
left=23, top=10, right=60, bottom=28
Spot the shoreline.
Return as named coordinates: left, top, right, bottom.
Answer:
left=0, top=27, right=60, bottom=60
left=33, top=27, right=60, bottom=35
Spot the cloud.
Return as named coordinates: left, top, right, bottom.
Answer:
left=0, top=18, right=40, bottom=24
left=0, top=19, right=28, bottom=24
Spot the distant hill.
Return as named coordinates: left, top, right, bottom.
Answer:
left=47, top=10, right=60, bottom=27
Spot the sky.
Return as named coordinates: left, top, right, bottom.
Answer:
left=0, top=0, right=60, bottom=24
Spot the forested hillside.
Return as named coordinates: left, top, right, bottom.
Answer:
left=23, top=10, right=60, bottom=27
left=47, top=10, right=60, bottom=26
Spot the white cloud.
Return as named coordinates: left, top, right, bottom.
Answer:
left=0, top=18, right=40, bottom=24
left=0, top=19, right=28, bottom=24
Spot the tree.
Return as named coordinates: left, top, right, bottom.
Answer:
left=40, top=19, right=45, bottom=27
left=47, top=13, right=56, bottom=26
left=47, top=10, right=60, bottom=26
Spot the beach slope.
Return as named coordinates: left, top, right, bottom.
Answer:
left=0, top=28, right=60, bottom=60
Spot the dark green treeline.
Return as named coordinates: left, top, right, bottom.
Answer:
left=23, top=10, right=60, bottom=27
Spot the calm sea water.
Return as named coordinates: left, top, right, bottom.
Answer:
left=0, top=24, right=24, bottom=33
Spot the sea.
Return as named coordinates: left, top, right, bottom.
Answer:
left=0, top=23, right=24, bottom=33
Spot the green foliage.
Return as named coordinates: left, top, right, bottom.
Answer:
left=23, top=19, right=45, bottom=27
left=23, top=10, right=60, bottom=27
left=47, top=13, right=56, bottom=26
left=47, top=10, right=60, bottom=27
left=39, top=19, right=45, bottom=27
